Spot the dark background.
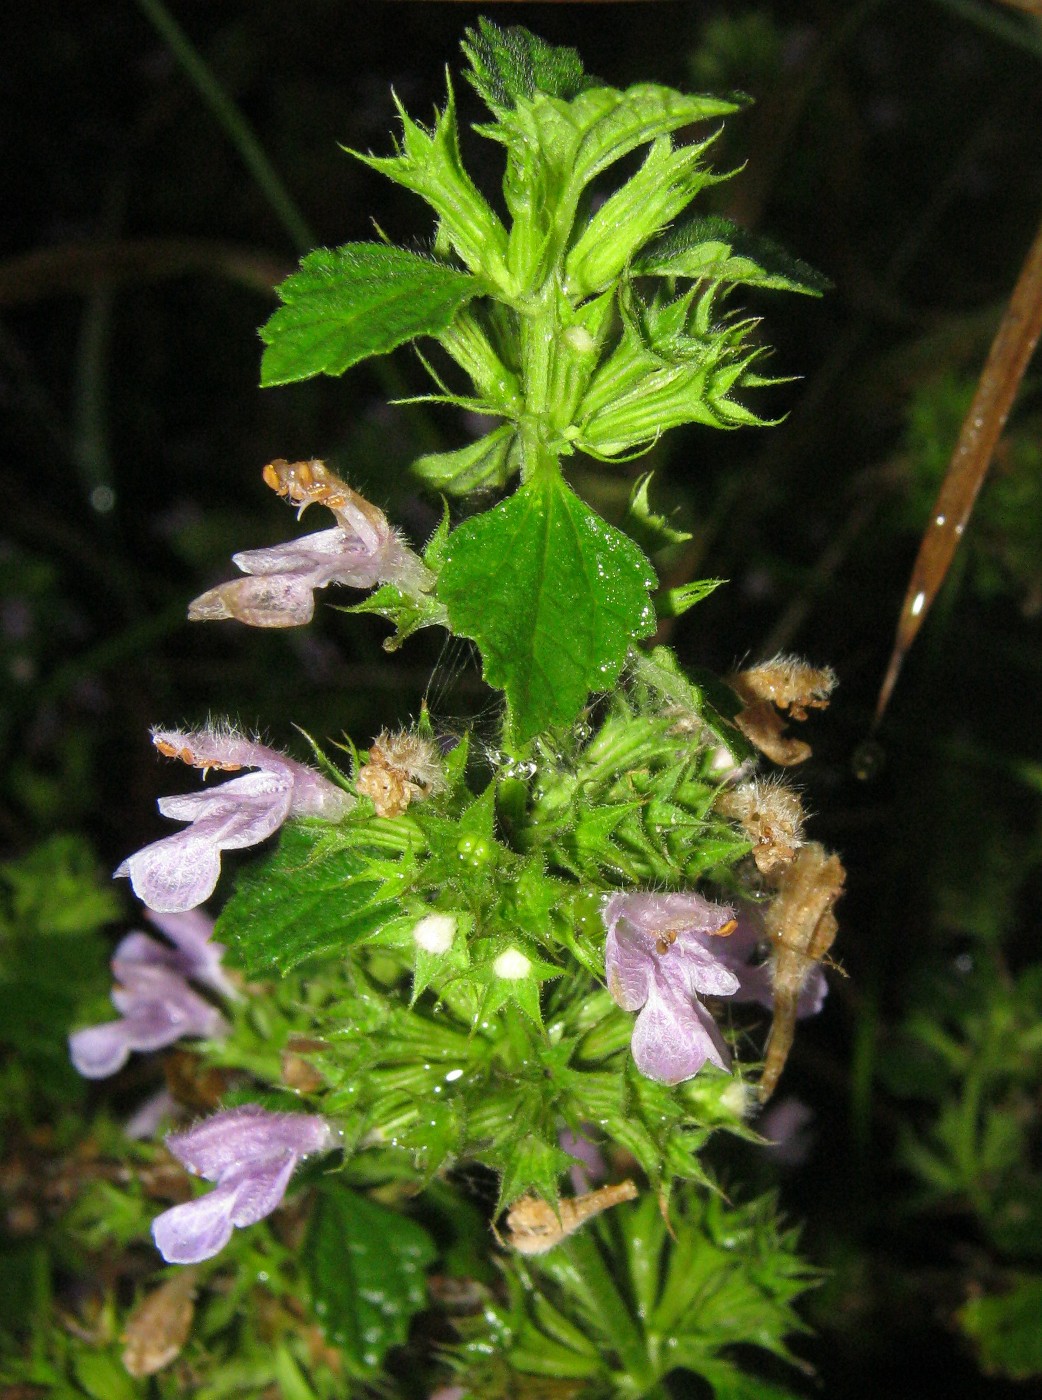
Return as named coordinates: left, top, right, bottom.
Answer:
left=3, top=2, right=1042, bottom=1394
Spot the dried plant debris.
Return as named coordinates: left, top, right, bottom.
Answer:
left=356, top=729, right=447, bottom=817
left=729, top=655, right=837, bottom=766
left=716, top=777, right=806, bottom=875
left=505, top=1181, right=639, bottom=1255
left=760, top=841, right=846, bottom=1102
left=121, top=1268, right=198, bottom=1377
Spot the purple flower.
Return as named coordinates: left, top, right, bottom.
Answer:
left=602, top=892, right=742, bottom=1085
left=115, top=727, right=353, bottom=912
left=716, top=906, right=828, bottom=1020
left=187, top=465, right=433, bottom=629
left=124, top=1088, right=179, bottom=1141
left=69, top=908, right=232, bottom=1080
left=559, top=1125, right=607, bottom=1195
left=142, top=907, right=240, bottom=1001
left=151, top=1106, right=337, bottom=1263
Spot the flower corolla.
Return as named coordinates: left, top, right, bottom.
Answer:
left=69, top=908, right=232, bottom=1079
left=151, top=1105, right=337, bottom=1264
left=602, top=894, right=829, bottom=1087
left=115, top=727, right=353, bottom=913
left=187, top=460, right=433, bottom=628
left=603, top=891, right=741, bottom=1085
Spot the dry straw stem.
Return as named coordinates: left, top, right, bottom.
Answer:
left=875, top=203, right=1042, bottom=723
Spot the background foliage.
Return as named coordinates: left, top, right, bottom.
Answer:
left=3, top=1, right=1042, bottom=1396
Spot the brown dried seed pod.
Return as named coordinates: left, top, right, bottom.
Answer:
left=121, top=1268, right=197, bottom=1378
left=505, top=1180, right=638, bottom=1255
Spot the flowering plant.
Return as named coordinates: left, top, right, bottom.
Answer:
left=58, top=20, right=846, bottom=1397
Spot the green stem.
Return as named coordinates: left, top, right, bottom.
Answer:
left=560, top=1231, right=656, bottom=1390
left=133, top=0, right=315, bottom=254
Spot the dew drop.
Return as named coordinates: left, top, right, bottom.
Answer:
left=851, top=739, right=885, bottom=781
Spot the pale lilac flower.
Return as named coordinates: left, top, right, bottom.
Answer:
left=115, top=727, right=353, bottom=913
left=716, top=905, right=828, bottom=1019
left=142, top=906, right=241, bottom=1001
left=124, top=1088, right=179, bottom=1141
left=559, top=1126, right=607, bottom=1195
left=151, top=1106, right=337, bottom=1264
left=758, top=1096, right=815, bottom=1167
left=69, top=908, right=231, bottom=1079
left=187, top=469, right=433, bottom=629
left=603, top=892, right=741, bottom=1085
left=69, top=964, right=225, bottom=1080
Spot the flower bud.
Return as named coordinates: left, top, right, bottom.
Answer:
left=494, top=947, right=531, bottom=980
left=412, top=913, right=457, bottom=955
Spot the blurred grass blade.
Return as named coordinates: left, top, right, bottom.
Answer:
left=133, top=0, right=315, bottom=253
left=875, top=205, right=1042, bottom=724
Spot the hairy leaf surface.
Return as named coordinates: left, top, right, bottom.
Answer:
left=260, top=243, right=480, bottom=386
left=216, top=824, right=401, bottom=975
left=438, top=476, right=656, bottom=739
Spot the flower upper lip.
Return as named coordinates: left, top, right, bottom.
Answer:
left=115, top=727, right=353, bottom=913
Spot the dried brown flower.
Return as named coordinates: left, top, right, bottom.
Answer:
left=121, top=1269, right=197, bottom=1377
left=729, top=654, right=837, bottom=766
left=505, top=1180, right=639, bottom=1255
left=356, top=729, right=447, bottom=818
left=759, top=841, right=846, bottom=1102
left=716, top=776, right=806, bottom=874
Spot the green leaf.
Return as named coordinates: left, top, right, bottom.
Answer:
left=655, top=577, right=727, bottom=618
left=568, top=84, right=744, bottom=197
left=305, top=1182, right=436, bottom=1374
left=462, top=19, right=590, bottom=112
left=438, top=474, right=657, bottom=740
left=622, top=472, right=692, bottom=554
left=259, top=243, right=481, bottom=387
left=412, top=424, right=520, bottom=495
left=216, top=823, right=402, bottom=975
left=636, top=214, right=830, bottom=294
left=957, top=1274, right=1042, bottom=1380
left=702, top=1364, right=810, bottom=1400
left=73, top=1351, right=139, bottom=1400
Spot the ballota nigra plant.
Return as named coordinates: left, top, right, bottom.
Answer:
left=65, top=19, right=847, bottom=1397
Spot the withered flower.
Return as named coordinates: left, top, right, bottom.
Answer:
left=356, top=729, right=446, bottom=817
left=716, top=776, right=806, bottom=874
left=729, top=654, right=837, bottom=766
